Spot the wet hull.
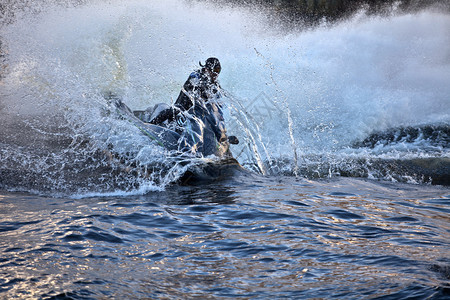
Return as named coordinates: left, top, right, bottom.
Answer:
left=178, top=158, right=247, bottom=185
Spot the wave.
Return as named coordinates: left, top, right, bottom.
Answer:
left=248, top=123, right=449, bottom=185
left=352, top=124, right=449, bottom=150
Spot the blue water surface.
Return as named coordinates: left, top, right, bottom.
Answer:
left=1, top=175, right=449, bottom=299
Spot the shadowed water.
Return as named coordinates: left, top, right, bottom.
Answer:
left=1, top=175, right=449, bottom=299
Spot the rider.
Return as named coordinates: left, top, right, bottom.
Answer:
left=149, top=57, right=238, bottom=145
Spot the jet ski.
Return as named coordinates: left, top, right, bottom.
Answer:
left=104, top=94, right=246, bottom=184
left=109, top=95, right=233, bottom=159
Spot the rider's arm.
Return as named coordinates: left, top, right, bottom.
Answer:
left=175, top=72, right=201, bottom=111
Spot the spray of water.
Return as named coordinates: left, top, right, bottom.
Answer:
left=0, top=0, right=449, bottom=194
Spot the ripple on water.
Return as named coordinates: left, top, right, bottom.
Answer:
left=0, top=177, right=449, bottom=299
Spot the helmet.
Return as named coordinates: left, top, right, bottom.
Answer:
left=200, top=57, right=221, bottom=74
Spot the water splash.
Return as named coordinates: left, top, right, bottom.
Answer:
left=0, top=0, right=449, bottom=194
left=253, top=47, right=300, bottom=176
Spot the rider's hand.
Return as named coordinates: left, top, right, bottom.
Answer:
left=176, top=113, right=186, bottom=126
left=228, top=136, right=239, bottom=145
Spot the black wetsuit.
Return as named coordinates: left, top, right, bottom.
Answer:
left=149, top=69, right=226, bottom=143
left=177, top=70, right=221, bottom=109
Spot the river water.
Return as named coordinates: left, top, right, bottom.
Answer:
left=1, top=0, right=449, bottom=298
left=0, top=177, right=449, bottom=299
